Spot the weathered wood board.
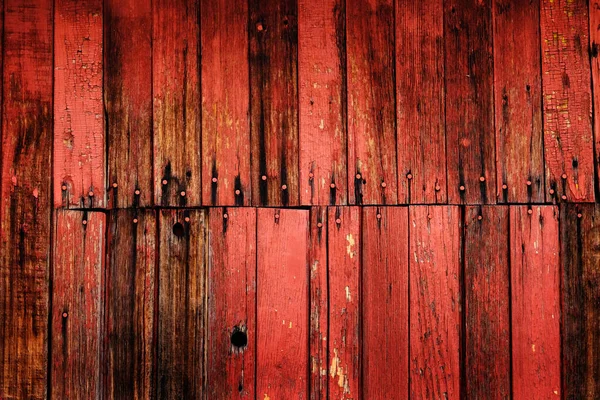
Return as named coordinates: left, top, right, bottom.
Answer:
left=590, top=1, right=600, bottom=200
left=207, top=207, right=256, bottom=399
left=362, top=206, right=409, bottom=398
left=51, top=211, right=105, bottom=399
left=256, top=209, right=308, bottom=398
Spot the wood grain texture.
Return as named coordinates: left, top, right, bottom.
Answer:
left=0, top=1, right=52, bottom=397
left=158, top=209, right=206, bottom=399
left=54, top=0, right=105, bottom=208
left=249, top=0, right=299, bottom=206
left=445, top=0, right=495, bottom=204
left=201, top=0, right=251, bottom=206
left=396, top=0, right=446, bottom=204
left=51, top=211, right=105, bottom=399
left=105, top=0, right=153, bottom=208
left=493, top=0, right=544, bottom=203
left=106, top=210, right=156, bottom=400
left=510, top=205, right=561, bottom=398
left=309, top=206, right=327, bottom=400
left=327, top=206, right=360, bottom=399
left=298, top=0, right=347, bottom=206
left=362, top=206, right=409, bottom=398
left=256, top=209, right=308, bottom=399
left=153, top=0, right=201, bottom=207
left=561, top=204, right=600, bottom=399
left=590, top=1, right=600, bottom=201
left=541, top=0, right=593, bottom=202
left=207, top=207, right=256, bottom=399
left=464, top=206, right=510, bottom=398
left=347, top=0, right=397, bottom=205
left=409, top=206, right=461, bottom=399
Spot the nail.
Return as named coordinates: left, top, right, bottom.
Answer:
left=477, top=215, right=483, bottom=220
left=181, top=191, right=186, bottom=197
left=61, top=185, right=67, bottom=191
left=135, top=189, right=141, bottom=195
left=549, top=189, right=555, bottom=195
left=184, top=217, right=190, bottom=222
left=376, top=213, right=382, bottom=219
left=257, top=22, right=263, bottom=31
left=577, top=213, right=583, bottom=218
left=502, top=184, right=508, bottom=190
left=212, top=177, right=218, bottom=183
left=356, top=173, right=361, bottom=180
left=112, top=182, right=118, bottom=188
left=459, top=185, right=465, bottom=191
left=281, top=184, right=287, bottom=190
left=223, top=213, right=228, bottom=219
left=317, top=222, right=323, bottom=228
left=162, top=179, right=168, bottom=185
left=435, top=185, right=441, bottom=191
left=235, top=189, right=241, bottom=195
left=562, top=174, right=567, bottom=180
left=82, top=220, right=88, bottom=225
left=62, top=312, right=68, bottom=318
left=261, top=175, right=267, bottom=181
left=561, top=195, right=567, bottom=200
left=88, top=191, right=94, bottom=197
left=133, top=218, right=138, bottom=224
left=335, top=218, right=341, bottom=224
left=308, top=172, right=314, bottom=179
left=526, top=180, right=532, bottom=186
left=406, top=173, right=413, bottom=180
left=479, top=176, right=485, bottom=182
left=527, top=209, right=533, bottom=215
left=330, top=183, right=336, bottom=189
left=381, top=182, right=387, bottom=188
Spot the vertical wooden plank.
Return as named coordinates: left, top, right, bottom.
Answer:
left=154, top=0, right=201, bottom=207
left=445, top=0, right=495, bottom=204
left=309, top=206, right=327, bottom=400
left=105, top=0, right=153, bottom=208
left=464, top=206, right=510, bottom=398
left=106, top=210, right=156, bottom=399
left=51, top=211, right=105, bottom=399
left=493, top=1, right=544, bottom=203
left=347, top=0, right=397, bottom=205
left=158, top=209, right=206, bottom=399
left=256, top=209, right=308, bottom=399
left=511, top=205, right=561, bottom=398
left=327, top=206, right=360, bottom=399
left=409, top=206, right=461, bottom=398
left=207, top=207, right=256, bottom=399
left=54, top=0, right=105, bottom=208
left=362, top=206, right=409, bottom=398
left=396, top=1, right=446, bottom=204
left=298, top=0, right=347, bottom=206
left=541, top=0, right=593, bottom=202
left=0, top=0, right=52, bottom=397
left=201, top=0, right=251, bottom=206
left=590, top=1, right=600, bottom=201
left=249, top=0, right=299, bottom=206
left=561, top=204, right=600, bottom=398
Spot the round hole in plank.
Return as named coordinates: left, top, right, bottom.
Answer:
left=231, top=327, right=248, bottom=349
left=173, top=222, right=185, bottom=238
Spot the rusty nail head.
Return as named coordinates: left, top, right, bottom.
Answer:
left=235, top=189, right=241, bottom=195
left=112, top=182, right=118, bottom=188
left=133, top=218, right=138, bottom=224
left=261, top=175, right=267, bottom=181
left=257, top=22, right=263, bottom=31
left=381, top=182, right=387, bottom=188
left=184, top=217, right=190, bottom=222
left=435, top=185, right=441, bottom=191
left=308, top=172, right=314, bottom=179
left=502, top=184, right=508, bottom=190
left=274, top=214, right=280, bottom=219
left=82, top=220, right=88, bottom=225
left=477, top=215, right=482, bottom=220
left=162, top=179, right=168, bottom=185
left=562, top=174, right=567, bottom=179
left=223, top=213, right=228, bottom=219
left=356, top=173, right=361, bottom=179
left=527, top=209, right=533, bottom=215
left=459, top=185, right=465, bottom=191
left=212, top=177, right=217, bottom=183
left=135, top=189, right=141, bottom=195
left=407, top=174, right=413, bottom=180
left=549, top=189, right=555, bottom=194
left=577, top=213, right=583, bottom=218
left=282, top=184, right=287, bottom=190
left=376, top=213, right=382, bottom=219
left=89, top=191, right=94, bottom=197
left=62, top=312, right=68, bottom=318
left=335, top=218, right=341, bottom=224
left=479, top=176, right=485, bottom=182
left=181, top=191, right=186, bottom=197
left=526, top=180, right=532, bottom=186
left=330, top=183, right=336, bottom=188
left=427, top=214, right=433, bottom=220
left=317, top=222, right=323, bottom=228
left=562, top=195, right=567, bottom=200
left=61, top=185, right=67, bottom=191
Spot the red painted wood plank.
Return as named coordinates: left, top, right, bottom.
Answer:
left=157, top=209, right=206, bottom=399
left=249, top=0, right=299, bottom=206
left=560, top=204, right=600, bottom=398
left=207, top=207, right=256, bottom=399
left=590, top=1, right=600, bottom=201
left=362, top=206, right=409, bottom=398
left=464, top=206, right=510, bottom=398
left=154, top=0, right=201, bottom=207
left=309, top=206, right=327, bottom=400
left=298, top=0, right=347, bottom=206
left=106, top=210, right=156, bottom=399
left=510, top=205, right=561, bottom=398
left=51, top=211, right=105, bottom=399
left=201, top=0, right=251, bottom=206
left=0, top=0, right=52, bottom=397
left=493, top=0, right=544, bottom=203
left=409, top=206, right=461, bottom=398
left=347, top=0, right=397, bottom=205
left=445, top=0, right=495, bottom=204
left=105, top=0, right=153, bottom=208
left=327, top=206, right=360, bottom=399
left=396, top=1, right=446, bottom=204
left=256, top=209, right=309, bottom=399
left=54, top=0, right=105, bottom=208
left=541, top=0, right=594, bottom=202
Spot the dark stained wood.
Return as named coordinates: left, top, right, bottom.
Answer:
left=256, top=209, right=309, bottom=399
left=153, top=0, right=201, bottom=207
left=298, top=0, right=347, bottom=206
left=541, top=0, right=594, bottom=202
left=51, top=211, right=105, bottom=399
left=396, top=0, right=446, bottom=204
left=54, top=0, right=105, bottom=209
left=105, top=0, right=153, bottom=208
left=464, top=206, right=510, bottom=398
left=106, top=210, right=156, bottom=400
left=207, top=207, right=256, bottom=399
left=493, top=0, right=544, bottom=203
left=590, top=1, right=600, bottom=200
left=362, top=206, right=409, bottom=398
left=409, top=206, right=461, bottom=398
left=327, top=206, right=360, bottom=399
left=309, top=206, right=327, bottom=400
left=249, top=0, right=299, bottom=206
left=201, top=0, right=251, bottom=206
left=347, top=0, right=397, bottom=205
left=157, top=209, right=206, bottom=399
left=510, top=205, right=561, bottom=398
left=445, top=0, right=495, bottom=204
left=0, top=0, right=52, bottom=397
left=561, top=204, right=600, bottom=399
